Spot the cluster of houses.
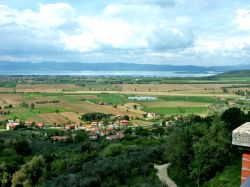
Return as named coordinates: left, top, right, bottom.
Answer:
left=6, top=120, right=45, bottom=130
left=6, top=118, right=128, bottom=141
left=80, top=120, right=128, bottom=140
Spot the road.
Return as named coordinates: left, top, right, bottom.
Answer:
left=64, top=90, right=238, bottom=97
left=154, top=164, right=177, bottom=187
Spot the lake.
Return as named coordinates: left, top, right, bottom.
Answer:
left=0, top=70, right=218, bottom=77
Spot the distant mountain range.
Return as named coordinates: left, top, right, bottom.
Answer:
left=0, top=62, right=249, bottom=73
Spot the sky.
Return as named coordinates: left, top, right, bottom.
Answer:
left=0, top=0, right=250, bottom=66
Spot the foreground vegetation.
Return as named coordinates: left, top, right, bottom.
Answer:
left=0, top=107, right=249, bottom=186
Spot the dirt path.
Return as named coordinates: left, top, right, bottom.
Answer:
left=154, top=164, right=177, bottom=187
left=64, top=90, right=238, bottom=97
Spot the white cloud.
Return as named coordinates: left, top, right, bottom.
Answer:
left=0, top=1, right=250, bottom=65
left=118, top=0, right=175, bottom=7
left=0, top=3, right=75, bottom=28
left=60, top=16, right=146, bottom=52
left=234, top=8, right=250, bottom=31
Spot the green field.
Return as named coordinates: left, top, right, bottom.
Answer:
left=144, top=107, right=208, bottom=115
left=89, top=93, right=127, bottom=105
left=9, top=106, right=72, bottom=120
left=159, top=96, right=220, bottom=103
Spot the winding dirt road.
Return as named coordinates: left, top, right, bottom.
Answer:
left=154, top=164, right=177, bottom=187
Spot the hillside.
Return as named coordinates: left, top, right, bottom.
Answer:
left=0, top=62, right=249, bottom=74
left=213, top=70, right=250, bottom=78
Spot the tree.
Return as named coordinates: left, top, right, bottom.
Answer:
left=123, top=115, right=129, bottom=121
left=14, top=140, right=32, bottom=156
left=11, top=170, right=26, bottom=187
left=221, top=107, right=246, bottom=130
left=103, top=118, right=109, bottom=130
left=74, top=131, right=88, bottom=143
left=12, top=155, right=46, bottom=186
left=30, top=103, right=35, bottom=109
left=222, top=88, right=229, bottom=93
left=102, top=143, right=123, bottom=157
left=190, top=119, right=230, bottom=186
left=81, top=112, right=111, bottom=121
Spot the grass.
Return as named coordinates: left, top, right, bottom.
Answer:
left=202, top=156, right=241, bottom=187
left=159, top=96, right=220, bottom=103
left=142, top=101, right=211, bottom=108
left=89, top=93, right=127, bottom=105
left=143, top=107, right=208, bottom=115
left=0, top=130, right=30, bottom=141
left=9, top=106, right=72, bottom=120
left=0, top=81, right=17, bottom=88
left=130, top=120, right=154, bottom=126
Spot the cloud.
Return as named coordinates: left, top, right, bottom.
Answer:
left=0, top=3, right=75, bottom=28
left=0, top=3, right=75, bottom=55
left=234, top=9, right=250, bottom=31
left=0, top=1, right=250, bottom=66
left=120, top=0, right=176, bottom=7
left=148, top=26, right=194, bottom=50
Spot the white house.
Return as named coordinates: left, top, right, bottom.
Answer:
left=6, top=122, right=19, bottom=130
left=147, top=112, right=157, bottom=118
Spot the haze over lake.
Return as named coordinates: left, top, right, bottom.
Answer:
left=0, top=70, right=217, bottom=77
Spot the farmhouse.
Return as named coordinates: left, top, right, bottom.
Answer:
left=128, top=96, right=158, bottom=101
left=91, top=121, right=98, bottom=126
left=147, top=112, right=157, bottom=118
left=66, top=125, right=76, bottom=130
left=25, top=120, right=33, bottom=126
left=36, top=122, right=44, bottom=128
left=6, top=122, right=19, bottom=130
left=96, top=129, right=110, bottom=136
left=228, top=101, right=236, bottom=106
left=51, top=136, right=68, bottom=141
left=106, top=131, right=125, bottom=141
left=120, top=120, right=129, bottom=125
left=83, top=125, right=97, bottom=131
left=89, top=132, right=98, bottom=140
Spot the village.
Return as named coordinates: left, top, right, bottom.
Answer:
left=4, top=112, right=160, bottom=142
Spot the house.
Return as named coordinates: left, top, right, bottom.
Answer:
left=91, top=121, right=98, bottom=127
left=120, top=120, right=129, bottom=125
left=147, top=112, right=156, bottom=118
left=228, top=101, right=236, bottom=106
left=25, top=120, right=33, bottom=126
left=66, top=125, right=76, bottom=130
left=6, top=122, right=19, bottom=130
left=36, top=122, right=44, bottom=128
left=51, top=136, right=68, bottom=141
left=128, top=96, right=158, bottom=101
left=83, top=125, right=94, bottom=131
left=89, top=132, right=98, bottom=140
left=97, top=129, right=109, bottom=136
left=106, top=132, right=125, bottom=141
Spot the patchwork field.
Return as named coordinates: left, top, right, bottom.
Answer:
left=120, top=83, right=247, bottom=94
left=59, top=112, right=82, bottom=124
left=0, top=93, right=23, bottom=106
left=144, top=107, right=208, bottom=115
left=142, top=101, right=211, bottom=108
left=38, top=113, right=69, bottom=124
left=0, top=75, right=249, bottom=124
left=16, top=84, right=81, bottom=93
left=56, top=101, right=141, bottom=117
